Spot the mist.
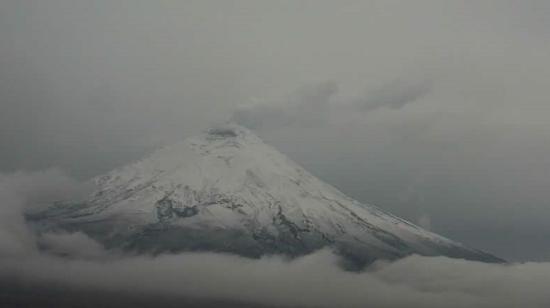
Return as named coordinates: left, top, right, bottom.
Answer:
left=1, top=0, right=550, bottom=266
left=5, top=249, right=550, bottom=308
left=0, top=168, right=548, bottom=308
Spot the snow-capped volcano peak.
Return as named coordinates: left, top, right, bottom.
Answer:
left=36, top=124, right=502, bottom=265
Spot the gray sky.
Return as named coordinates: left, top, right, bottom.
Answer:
left=1, top=0, right=550, bottom=261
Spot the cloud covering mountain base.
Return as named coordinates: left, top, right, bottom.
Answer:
left=0, top=170, right=548, bottom=308
left=2, top=248, right=549, bottom=308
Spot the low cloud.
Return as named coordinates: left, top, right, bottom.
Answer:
left=1, top=249, right=550, bottom=308
left=0, top=169, right=89, bottom=257
left=0, top=169, right=550, bottom=308
left=38, top=232, right=107, bottom=259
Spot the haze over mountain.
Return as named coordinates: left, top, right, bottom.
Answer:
left=31, top=124, right=500, bottom=266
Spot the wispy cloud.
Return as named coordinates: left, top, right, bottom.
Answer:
left=232, top=79, right=430, bottom=130
left=353, top=78, right=432, bottom=112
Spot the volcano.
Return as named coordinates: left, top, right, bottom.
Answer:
left=33, top=124, right=502, bottom=266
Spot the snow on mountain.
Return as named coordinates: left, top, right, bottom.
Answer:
left=33, top=124, right=502, bottom=266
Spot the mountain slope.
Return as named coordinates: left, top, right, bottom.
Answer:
left=34, top=124, right=502, bottom=265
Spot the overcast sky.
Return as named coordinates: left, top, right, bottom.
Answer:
left=1, top=0, right=550, bottom=261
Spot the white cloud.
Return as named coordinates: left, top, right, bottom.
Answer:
left=38, top=232, right=107, bottom=259
left=0, top=169, right=88, bottom=257
left=1, top=250, right=549, bottom=308
left=0, top=168, right=549, bottom=308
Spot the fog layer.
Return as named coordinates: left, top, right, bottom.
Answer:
left=0, top=170, right=548, bottom=308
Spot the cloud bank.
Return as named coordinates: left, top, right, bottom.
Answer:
left=2, top=244, right=550, bottom=307
left=0, top=170, right=549, bottom=308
